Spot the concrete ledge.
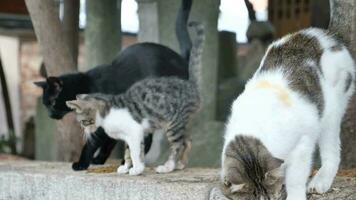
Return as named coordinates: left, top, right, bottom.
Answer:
left=209, top=176, right=356, bottom=200
left=0, top=161, right=219, bottom=200
left=2, top=161, right=356, bottom=200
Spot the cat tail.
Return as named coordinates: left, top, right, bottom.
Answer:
left=176, top=0, right=193, bottom=62
left=188, top=21, right=205, bottom=90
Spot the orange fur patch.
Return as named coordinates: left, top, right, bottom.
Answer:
left=255, top=80, right=292, bottom=107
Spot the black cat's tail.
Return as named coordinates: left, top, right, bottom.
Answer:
left=176, top=0, right=193, bottom=62
left=188, top=21, right=205, bottom=89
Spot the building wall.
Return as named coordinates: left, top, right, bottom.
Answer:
left=268, top=0, right=311, bottom=37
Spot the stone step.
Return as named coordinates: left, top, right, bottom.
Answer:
left=0, top=161, right=219, bottom=200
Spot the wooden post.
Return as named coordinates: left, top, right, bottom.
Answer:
left=24, top=0, right=76, bottom=75
left=25, top=0, right=83, bottom=161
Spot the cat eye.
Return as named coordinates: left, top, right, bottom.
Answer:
left=81, top=119, right=94, bottom=126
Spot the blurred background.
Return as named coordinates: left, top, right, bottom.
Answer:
left=2, top=0, right=354, bottom=169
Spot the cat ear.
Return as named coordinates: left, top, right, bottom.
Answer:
left=230, top=183, right=245, bottom=193
left=66, top=100, right=83, bottom=113
left=266, top=166, right=284, bottom=179
left=34, top=81, right=47, bottom=89
left=265, top=157, right=285, bottom=185
left=268, top=157, right=284, bottom=170
left=47, top=77, right=63, bottom=93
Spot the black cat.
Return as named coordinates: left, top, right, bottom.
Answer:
left=35, top=0, right=193, bottom=171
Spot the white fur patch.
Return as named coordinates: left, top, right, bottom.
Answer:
left=155, top=159, right=176, bottom=173
left=302, top=28, right=336, bottom=49
left=222, top=27, right=355, bottom=200
left=96, top=108, right=146, bottom=176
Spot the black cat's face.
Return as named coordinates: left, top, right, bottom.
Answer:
left=35, top=77, right=70, bottom=119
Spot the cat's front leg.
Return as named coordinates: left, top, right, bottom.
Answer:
left=92, top=137, right=118, bottom=165
left=117, top=145, right=132, bottom=174
left=72, top=130, right=106, bottom=171
left=72, top=143, right=94, bottom=170
left=126, top=132, right=145, bottom=176
left=285, top=136, right=315, bottom=200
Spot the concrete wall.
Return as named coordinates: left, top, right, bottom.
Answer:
left=0, top=36, right=21, bottom=149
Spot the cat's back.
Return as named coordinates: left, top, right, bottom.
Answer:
left=256, top=27, right=355, bottom=115
left=84, top=43, right=189, bottom=94
left=87, top=43, right=188, bottom=79
left=127, top=77, right=198, bottom=101
left=124, top=77, right=200, bottom=121
left=259, top=28, right=354, bottom=88
left=259, top=28, right=351, bottom=72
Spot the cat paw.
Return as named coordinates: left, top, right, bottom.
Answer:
left=155, top=160, right=175, bottom=173
left=72, top=162, right=89, bottom=171
left=117, top=165, right=129, bottom=174
left=128, top=164, right=145, bottom=176
left=308, top=174, right=333, bottom=194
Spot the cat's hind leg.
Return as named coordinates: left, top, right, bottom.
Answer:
left=308, top=107, right=344, bottom=193
left=175, top=135, right=192, bottom=170
left=155, top=122, right=187, bottom=173
left=308, top=129, right=341, bottom=193
left=308, top=80, right=352, bottom=194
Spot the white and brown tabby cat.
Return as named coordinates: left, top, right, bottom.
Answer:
left=66, top=22, right=204, bottom=176
left=221, top=28, right=355, bottom=200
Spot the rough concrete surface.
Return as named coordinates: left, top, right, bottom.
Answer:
left=209, top=178, right=356, bottom=200
left=0, top=161, right=219, bottom=200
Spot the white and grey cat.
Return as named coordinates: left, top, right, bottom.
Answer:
left=66, top=22, right=204, bottom=176
left=221, top=28, right=355, bottom=200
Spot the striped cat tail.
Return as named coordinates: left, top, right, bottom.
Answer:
left=188, top=21, right=205, bottom=90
